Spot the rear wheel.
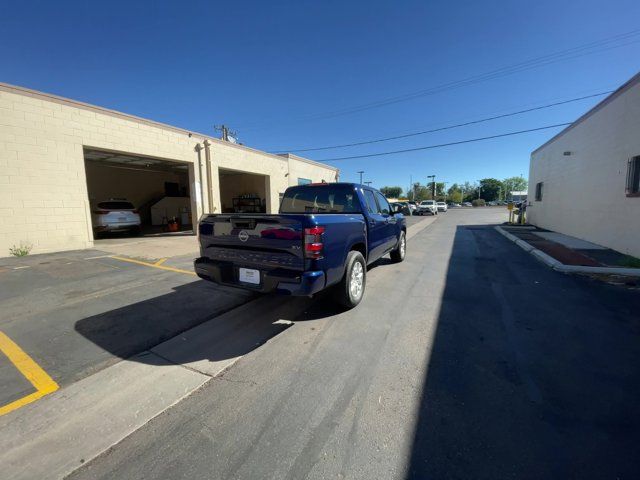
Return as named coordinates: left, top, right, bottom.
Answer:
left=335, top=251, right=366, bottom=309
left=390, top=231, right=406, bottom=263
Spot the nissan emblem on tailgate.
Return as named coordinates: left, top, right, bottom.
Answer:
left=238, top=230, right=249, bottom=242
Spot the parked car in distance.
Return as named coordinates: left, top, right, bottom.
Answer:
left=195, top=183, right=407, bottom=309
left=462, top=202, right=473, bottom=207
left=436, top=201, right=448, bottom=212
left=417, top=200, right=438, bottom=215
left=407, top=201, right=419, bottom=212
left=449, top=203, right=461, bottom=207
left=92, top=199, right=141, bottom=236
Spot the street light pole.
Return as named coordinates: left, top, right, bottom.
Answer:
left=357, top=171, right=364, bottom=185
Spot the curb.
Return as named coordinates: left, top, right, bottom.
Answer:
left=494, top=226, right=640, bottom=277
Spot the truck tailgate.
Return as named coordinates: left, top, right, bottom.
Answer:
left=199, top=214, right=305, bottom=270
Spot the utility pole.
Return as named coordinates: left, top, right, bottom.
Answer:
left=215, top=125, right=238, bottom=143
left=357, top=171, right=364, bottom=185
left=427, top=175, right=435, bottom=199
left=364, top=181, right=373, bottom=186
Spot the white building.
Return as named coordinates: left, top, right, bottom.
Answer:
left=527, top=72, right=640, bottom=258
left=0, top=83, right=338, bottom=256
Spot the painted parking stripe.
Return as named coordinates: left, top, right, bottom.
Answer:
left=0, top=331, right=59, bottom=416
left=110, top=256, right=196, bottom=276
left=84, top=254, right=115, bottom=260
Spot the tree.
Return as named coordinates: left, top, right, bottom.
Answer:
left=460, top=181, right=478, bottom=202
left=502, top=176, right=528, bottom=199
left=407, top=182, right=431, bottom=201
left=380, top=186, right=403, bottom=199
left=447, top=184, right=463, bottom=203
left=478, top=178, right=503, bottom=201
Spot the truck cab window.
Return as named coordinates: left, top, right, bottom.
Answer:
left=374, top=192, right=390, bottom=215
left=364, top=190, right=379, bottom=214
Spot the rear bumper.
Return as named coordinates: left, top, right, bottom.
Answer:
left=194, top=257, right=326, bottom=296
left=94, top=222, right=140, bottom=232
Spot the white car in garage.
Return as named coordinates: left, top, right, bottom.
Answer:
left=92, top=199, right=141, bottom=236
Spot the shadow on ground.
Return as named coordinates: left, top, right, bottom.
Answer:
left=406, top=224, right=640, bottom=479
left=74, top=280, right=270, bottom=365
left=74, top=257, right=391, bottom=367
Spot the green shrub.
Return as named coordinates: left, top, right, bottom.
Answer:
left=472, top=199, right=486, bottom=207
left=9, top=241, right=32, bottom=257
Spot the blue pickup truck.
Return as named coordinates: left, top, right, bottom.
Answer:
left=194, top=183, right=406, bottom=308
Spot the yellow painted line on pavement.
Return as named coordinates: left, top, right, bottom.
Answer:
left=111, top=256, right=196, bottom=276
left=153, top=258, right=168, bottom=266
left=0, top=331, right=59, bottom=416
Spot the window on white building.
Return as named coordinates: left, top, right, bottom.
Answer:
left=535, top=182, right=543, bottom=201
left=626, top=156, right=640, bottom=196
left=298, top=178, right=312, bottom=185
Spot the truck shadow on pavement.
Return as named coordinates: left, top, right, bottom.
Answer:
left=73, top=280, right=295, bottom=367
left=74, top=257, right=394, bottom=368
left=405, top=224, right=640, bottom=479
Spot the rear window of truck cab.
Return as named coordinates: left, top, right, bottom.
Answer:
left=280, top=185, right=361, bottom=214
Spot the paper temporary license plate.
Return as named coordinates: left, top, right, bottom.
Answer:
left=239, top=268, right=260, bottom=285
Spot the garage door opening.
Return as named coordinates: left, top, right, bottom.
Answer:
left=84, top=148, right=195, bottom=239
left=219, top=168, right=269, bottom=213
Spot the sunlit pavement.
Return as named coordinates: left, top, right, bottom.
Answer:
left=21, top=208, right=640, bottom=479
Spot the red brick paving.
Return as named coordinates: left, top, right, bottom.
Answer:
left=526, top=239, right=602, bottom=266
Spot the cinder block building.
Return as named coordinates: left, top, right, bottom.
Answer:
left=0, top=83, right=338, bottom=257
left=527, top=72, right=640, bottom=258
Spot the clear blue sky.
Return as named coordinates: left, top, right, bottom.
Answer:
left=2, top=0, right=639, bottom=192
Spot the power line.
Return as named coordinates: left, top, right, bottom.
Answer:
left=273, top=91, right=611, bottom=153
left=241, top=29, right=640, bottom=130
left=318, top=123, right=572, bottom=162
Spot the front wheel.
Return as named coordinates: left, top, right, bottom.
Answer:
left=335, top=251, right=366, bottom=309
left=390, top=231, right=406, bottom=263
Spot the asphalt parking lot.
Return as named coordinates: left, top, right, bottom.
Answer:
left=2, top=209, right=639, bottom=479
left=0, top=214, right=429, bottom=416
left=0, top=245, right=253, bottom=414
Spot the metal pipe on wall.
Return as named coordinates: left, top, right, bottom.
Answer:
left=203, top=140, right=214, bottom=213
left=194, top=143, right=206, bottom=214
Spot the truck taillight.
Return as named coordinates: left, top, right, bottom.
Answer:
left=304, top=226, right=325, bottom=259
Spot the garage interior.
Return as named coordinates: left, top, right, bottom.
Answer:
left=218, top=168, right=269, bottom=213
left=84, top=148, right=194, bottom=238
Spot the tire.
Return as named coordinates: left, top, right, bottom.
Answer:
left=335, top=251, right=366, bottom=309
left=390, top=231, right=406, bottom=263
